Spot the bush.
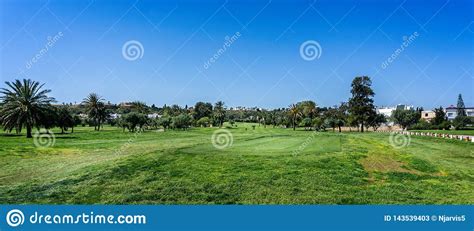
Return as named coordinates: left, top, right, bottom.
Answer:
left=438, top=121, right=452, bottom=130
left=312, top=118, right=324, bottom=131
left=453, top=116, right=471, bottom=130
left=172, top=114, right=193, bottom=130
left=121, top=112, right=148, bottom=132
left=299, top=117, right=312, bottom=130
left=196, top=117, right=211, bottom=127
left=410, top=120, right=431, bottom=130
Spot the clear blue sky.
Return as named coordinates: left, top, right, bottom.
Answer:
left=0, top=0, right=472, bottom=109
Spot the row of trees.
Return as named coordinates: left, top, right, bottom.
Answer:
left=0, top=77, right=385, bottom=137
left=0, top=79, right=114, bottom=137
left=1, top=77, right=471, bottom=137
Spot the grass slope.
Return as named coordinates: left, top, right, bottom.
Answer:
left=0, top=123, right=472, bottom=204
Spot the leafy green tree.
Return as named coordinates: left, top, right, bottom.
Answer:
left=312, top=117, right=324, bottom=131
left=72, top=114, right=82, bottom=133
left=122, top=112, right=148, bottom=132
left=172, top=113, right=193, bottom=130
left=367, top=113, right=386, bottom=131
left=348, top=76, right=376, bottom=132
left=323, top=103, right=347, bottom=132
left=170, top=104, right=184, bottom=116
left=193, top=102, right=213, bottom=121
left=432, top=107, right=447, bottom=126
left=324, top=108, right=338, bottom=132
left=392, top=108, right=420, bottom=130
left=130, top=101, right=149, bottom=114
left=158, top=116, right=172, bottom=131
left=299, top=117, right=313, bottom=130
left=453, top=116, right=470, bottom=130
left=0, top=79, right=55, bottom=138
left=212, top=101, right=226, bottom=127
left=39, top=106, right=58, bottom=132
left=57, top=106, right=74, bottom=134
left=196, top=116, right=211, bottom=127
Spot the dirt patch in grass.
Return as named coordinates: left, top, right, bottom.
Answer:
left=360, top=154, right=419, bottom=174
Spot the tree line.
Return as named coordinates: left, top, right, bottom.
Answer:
left=1, top=77, right=471, bottom=138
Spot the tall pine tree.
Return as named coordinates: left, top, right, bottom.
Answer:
left=348, top=76, right=376, bottom=132
left=457, top=94, right=466, bottom=117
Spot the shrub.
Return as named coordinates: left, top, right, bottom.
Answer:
left=410, top=120, right=431, bottom=130
left=196, top=117, right=211, bottom=127
left=172, top=114, right=193, bottom=130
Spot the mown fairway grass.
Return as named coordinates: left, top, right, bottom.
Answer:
left=0, top=123, right=472, bottom=204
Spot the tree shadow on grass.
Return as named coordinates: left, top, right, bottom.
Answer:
left=0, top=133, right=23, bottom=137
left=54, top=136, right=79, bottom=140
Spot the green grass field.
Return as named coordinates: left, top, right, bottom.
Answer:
left=0, top=123, right=473, bottom=204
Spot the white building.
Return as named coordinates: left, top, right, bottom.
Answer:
left=376, top=104, right=414, bottom=118
left=109, top=113, right=121, bottom=119
left=445, top=106, right=474, bottom=120
left=147, top=113, right=161, bottom=119
left=376, top=107, right=395, bottom=118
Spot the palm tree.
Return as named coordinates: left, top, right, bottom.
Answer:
left=0, top=79, right=55, bottom=138
left=288, top=104, right=301, bottom=131
left=82, top=93, right=105, bottom=131
left=213, top=101, right=226, bottom=127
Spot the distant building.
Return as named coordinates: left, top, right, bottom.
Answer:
left=118, top=102, right=133, bottom=109
left=445, top=106, right=474, bottom=120
left=147, top=113, right=161, bottom=119
left=377, top=107, right=395, bottom=118
left=110, top=113, right=121, bottom=119
left=78, top=113, right=88, bottom=119
left=376, top=104, right=414, bottom=118
left=421, top=110, right=436, bottom=122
